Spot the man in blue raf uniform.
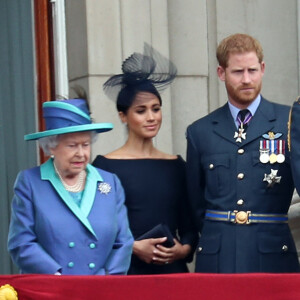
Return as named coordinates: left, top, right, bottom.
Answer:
left=186, top=33, right=300, bottom=273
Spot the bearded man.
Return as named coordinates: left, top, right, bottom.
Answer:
left=186, top=33, right=299, bottom=273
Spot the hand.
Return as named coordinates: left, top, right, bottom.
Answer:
left=133, top=237, right=168, bottom=264
left=54, top=271, right=62, bottom=275
left=154, top=239, right=192, bottom=265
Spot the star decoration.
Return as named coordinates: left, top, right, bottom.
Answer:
left=263, top=169, right=281, bottom=187
left=98, top=182, right=111, bottom=194
left=234, top=128, right=246, bottom=143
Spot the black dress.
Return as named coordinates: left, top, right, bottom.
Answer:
left=92, top=155, right=197, bottom=274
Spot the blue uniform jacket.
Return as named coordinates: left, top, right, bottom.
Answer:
left=290, top=99, right=300, bottom=195
left=186, top=97, right=299, bottom=273
left=8, top=159, right=133, bottom=275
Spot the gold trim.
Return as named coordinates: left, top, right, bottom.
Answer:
left=250, top=219, right=288, bottom=224
left=234, top=210, right=251, bottom=224
left=205, top=210, right=288, bottom=224
left=251, top=213, right=287, bottom=218
left=206, top=216, right=229, bottom=221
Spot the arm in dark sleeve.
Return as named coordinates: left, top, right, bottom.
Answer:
left=177, top=196, right=199, bottom=262
left=174, top=159, right=198, bottom=262
left=104, top=175, right=134, bottom=275
left=186, top=125, right=206, bottom=233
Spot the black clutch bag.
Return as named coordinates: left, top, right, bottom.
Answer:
left=136, top=223, right=175, bottom=248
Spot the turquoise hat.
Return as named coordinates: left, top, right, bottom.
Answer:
left=24, top=99, right=113, bottom=141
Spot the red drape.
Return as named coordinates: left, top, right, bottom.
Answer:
left=0, top=273, right=299, bottom=300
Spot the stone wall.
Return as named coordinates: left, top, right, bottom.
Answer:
left=65, top=0, right=300, bottom=262
left=65, top=0, right=300, bottom=158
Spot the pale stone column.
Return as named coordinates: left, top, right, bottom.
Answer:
left=215, top=0, right=299, bottom=105
left=64, top=0, right=300, bottom=264
left=66, top=0, right=179, bottom=157
left=168, top=0, right=209, bottom=157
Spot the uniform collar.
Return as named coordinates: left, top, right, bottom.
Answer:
left=228, top=94, right=261, bottom=128
left=212, top=97, right=275, bottom=146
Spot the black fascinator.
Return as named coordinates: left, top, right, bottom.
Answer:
left=103, top=43, right=177, bottom=112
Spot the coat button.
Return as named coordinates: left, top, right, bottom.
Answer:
left=89, top=243, right=96, bottom=249
left=238, top=149, right=244, bottom=154
left=282, top=245, right=288, bottom=252
left=237, top=173, right=244, bottom=180
left=237, top=199, right=244, bottom=205
left=209, top=164, right=214, bottom=169
left=68, top=262, right=74, bottom=268
left=89, top=263, right=95, bottom=269
left=69, top=242, right=75, bottom=248
left=198, top=247, right=203, bottom=252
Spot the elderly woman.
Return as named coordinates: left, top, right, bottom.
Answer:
left=7, top=98, right=133, bottom=275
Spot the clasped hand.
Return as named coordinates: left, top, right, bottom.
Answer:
left=133, top=238, right=191, bottom=265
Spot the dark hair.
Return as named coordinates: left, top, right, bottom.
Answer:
left=116, top=80, right=162, bottom=114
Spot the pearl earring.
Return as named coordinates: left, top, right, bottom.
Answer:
left=51, top=154, right=54, bottom=159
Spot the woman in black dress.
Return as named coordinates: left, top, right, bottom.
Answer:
left=93, top=44, right=197, bottom=274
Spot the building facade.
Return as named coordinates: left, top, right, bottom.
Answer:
left=1, top=0, right=300, bottom=274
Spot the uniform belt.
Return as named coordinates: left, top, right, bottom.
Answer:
left=205, top=209, right=288, bottom=224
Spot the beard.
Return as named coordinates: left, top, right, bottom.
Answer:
left=225, top=81, right=262, bottom=107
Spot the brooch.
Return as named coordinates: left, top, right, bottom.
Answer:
left=98, top=182, right=111, bottom=195
left=263, top=169, right=281, bottom=187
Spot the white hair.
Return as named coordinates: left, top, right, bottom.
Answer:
left=38, top=131, right=98, bottom=155
left=38, top=135, right=59, bottom=156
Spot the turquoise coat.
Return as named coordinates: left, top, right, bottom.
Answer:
left=8, top=159, right=133, bottom=275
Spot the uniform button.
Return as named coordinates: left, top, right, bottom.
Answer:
left=69, top=242, right=75, bottom=248
left=237, top=199, right=244, bottom=205
left=237, top=173, right=244, bottom=180
left=68, top=262, right=74, bottom=268
left=198, top=247, right=203, bottom=252
left=238, top=149, right=244, bottom=154
left=89, top=243, right=96, bottom=249
left=89, top=263, right=95, bottom=269
left=282, top=245, right=288, bottom=252
left=209, top=164, right=214, bottom=169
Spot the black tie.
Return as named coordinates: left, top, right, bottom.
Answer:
left=238, top=109, right=250, bottom=131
